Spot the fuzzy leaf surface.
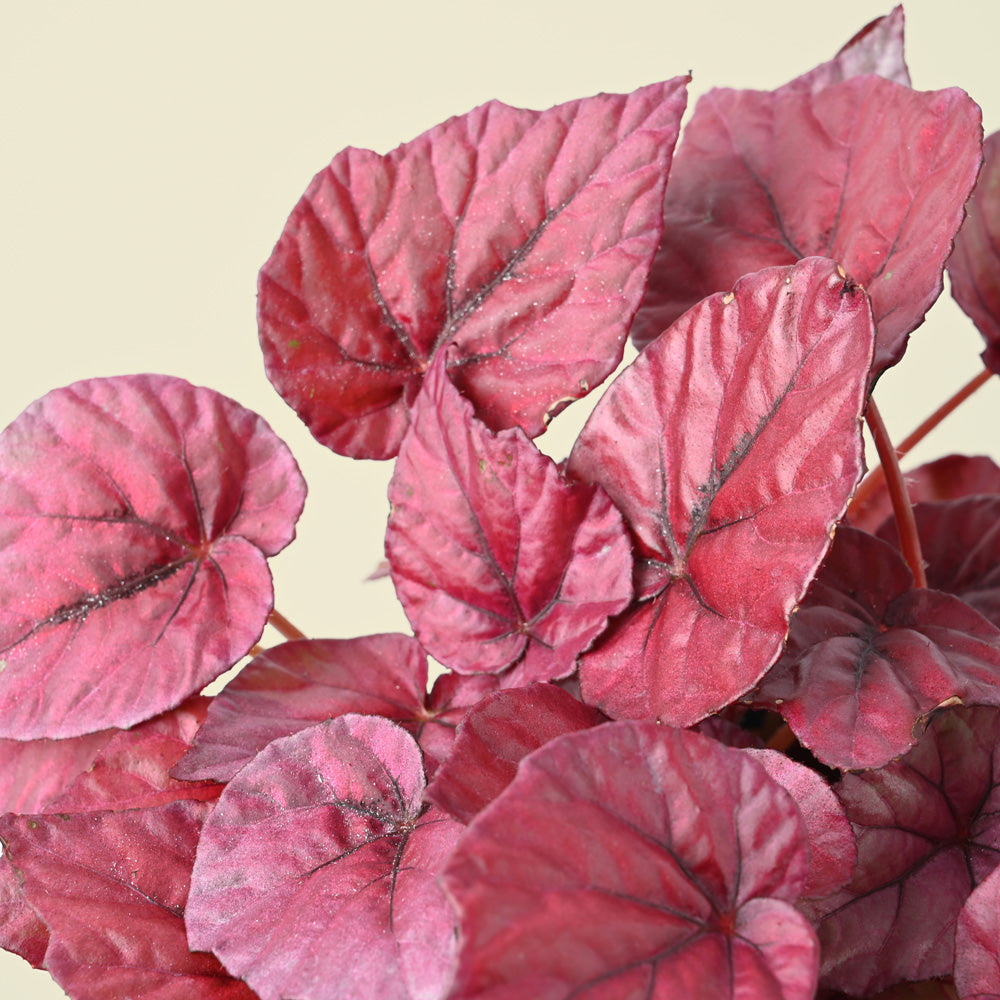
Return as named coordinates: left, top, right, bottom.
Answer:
left=568, top=258, right=872, bottom=725
left=186, top=714, right=462, bottom=1000
left=443, top=721, right=817, bottom=1000
left=631, top=76, right=982, bottom=376
left=170, top=634, right=483, bottom=782
left=0, top=800, right=256, bottom=999
left=0, top=375, right=305, bottom=739
left=387, top=356, right=632, bottom=681
left=425, top=682, right=605, bottom=823
left=755, top=527, right=1000, bottom=769
left=258, top=79, right=688, bottom=459
left=949, top=130, right=1000, bottom=375
left=817, top=707, right=1000, bottom=995
left=955, top=863, right=1000, bottom=1000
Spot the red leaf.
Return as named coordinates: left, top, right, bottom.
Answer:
left=817, top=706, right=1000, bottom=995
left=568, top=258, right=872, bottom=725
left=425, top=683, right=605, bottom=823
left=744, top=749, right=857, bottom=906
left=955, top=863, right=1000, bottom=1000
left=443, top=722, right=818, bottom=1000
left=0, top=375, right=305, bottom=739
left=0, top=859, right=48, bottom=969
left=258, top=79, right=689, bottom=458
left=755, top=527, right=1000, bottom=769
left=779, top=6, right=910, bottom=95
left=386, top=355, right=632, bottom=681
left=848, top=454, right=1000, bottom=534
left=949, top=130, right=1000, bottom=375
left=631, top=76, right=982, bottom=376
left=171, top=635, right=497, bottom=783
left=186, top=715, right=463, bottom=1000
left=0, top=801, right=256, bottom=999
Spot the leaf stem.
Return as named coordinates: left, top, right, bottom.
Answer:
left=849, top=366, right=992, bottom=515
left=268, top=609, right=307, bottom=642
left=865, top=398, right=927, bottom=589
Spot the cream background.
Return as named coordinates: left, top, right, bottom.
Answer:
left=2, top=1, right=999, bottom=995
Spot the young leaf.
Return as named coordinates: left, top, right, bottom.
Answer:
left=186, top=714, right=463, bottom=1000
left=258, top=79, right=689, bottom=458
left=568, top=258, right=873, bottom=726
left=443, top=722, right=818, bottom=1000
left=386, top=355, right=632, bottom=682
left=0, top=800, right=256, bottom=999
left=0, top=375, right=306, bottom=739
left=949, top=130, right=1000, bottom=375
left=817, top=706, right=1000, bottom=996
left=631, top=76, right=982, bottom=377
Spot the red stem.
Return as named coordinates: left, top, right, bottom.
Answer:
left=865, top=398, right=927, bottom=588
left=849, top=366, right=992, bottom=515
left=268, top=608, right=307, bottom=642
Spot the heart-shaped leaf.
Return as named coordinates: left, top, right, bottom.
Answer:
left=258, top=79, right=689, bottom=458
left=568, top=258, right=873, bottom=725
left=186, top=714, right=463, bottom=1000
left=443, top=721, right=818, bottom=1000
left=0, top=800, right=256, bottom=999
left=0, top=375, right=306, bottom=739
left=817, top=706, right=1000, bottom=996
left=949, top=130, right=1000, bottom=375
left=631, top=76, right=982, bottom=377
left=386, top=355, right=632, bottom=682
left=755, top=526, right=1000, bottom=769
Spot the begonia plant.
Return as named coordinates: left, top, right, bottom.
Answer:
left=4, top=7, right=1000, bottom=998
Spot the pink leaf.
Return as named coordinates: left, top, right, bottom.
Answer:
left=0, top=859, right=48, bottom=969
left=186, top=714, right=463, bottom=1000
left=568, top=258, right=872, bottom=725
left=425, top=683, right=605, bottom=823
left=817, top=706, right=1000, bottom=995
left=443, top=722, right=817, bottom=1000
left=955, top=863, right=1000, bottom=1000
left=631, top=76, right=982, bottom=377
left=754, top=527, right=1000, bottom=769
left=0, top=375, right=305, bottom=739
left=386, top=355, right=632, bottom=681
left=258, top=79, right=689, bottom=458
left=172, top=635, right=498, bottom=783
left=949, top=131, right=1000, bottom=375
left=779, top=6, right=910, bottom=95
left=0, top=800, right=256, bottom=999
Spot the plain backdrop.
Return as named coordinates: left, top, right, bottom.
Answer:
left=3, top=1, right=999, bottom=995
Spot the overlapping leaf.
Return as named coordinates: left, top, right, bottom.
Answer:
left=186, top=714, right=463, bottom=1000
left=817, top=706, right=1000, bottom=996
left=0, top=375, right=306, bottom=739
left=955, top=863, right=1000, bottom=1000
left=631, top=74, right=982, bottom=377
left=386, top=356, right=632, bottom=681
left=567, top=258, right=873, bottom=725
left=755, top=526, right=1000, bottom=769
left=425, top=683, right=605, bottom=824
left=778, top=6, right=909, bottom=95
left=949, top=130, right=1000, bottom=375
left=443, top=721, right=818, bottom=1000
left=172, top=634, right=497, bottom=782
left=258, top=79, right=689, bottom=458
left=0, top=800, right=256, bottom=999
